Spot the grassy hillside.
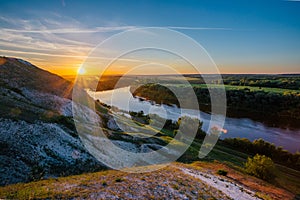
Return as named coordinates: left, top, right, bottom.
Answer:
left=0, top=162, right=295, bottom=200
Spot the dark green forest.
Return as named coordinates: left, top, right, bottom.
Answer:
left=131, top=75, right=300, bottom=129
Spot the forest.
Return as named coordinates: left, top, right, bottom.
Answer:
left=130, top=74, right=300, bottom=129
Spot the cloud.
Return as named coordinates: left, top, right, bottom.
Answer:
left=1, top=26, right=137, bottom=34
left=0, top=47, right=150, bottom=62
left=0, top=15, right=232, bottom=74
left=166, top=26, right=232, bottom=31
left=0, top=16, right=100, bottom=60
left=2, top=26, right=230, bottom=34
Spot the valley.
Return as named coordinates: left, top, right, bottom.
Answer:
left=0, top=57, right=300, bottom=199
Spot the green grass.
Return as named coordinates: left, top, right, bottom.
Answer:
left=168, top=83, right=300, bottom=94
left=190, top=84, right=300, bottom=94
left=275, top=165, right=300, bottom=194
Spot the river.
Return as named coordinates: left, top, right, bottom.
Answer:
left=88, top=87, right=300, bottom=153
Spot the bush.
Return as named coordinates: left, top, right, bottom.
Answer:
left=102, top=181, right=107, bottom=186
left=216, top=169, right=228, bottom=176
left=222, top=138, right=300, bottom=171
left=245, top=154, right=276, bottom=181
left=46, top=115, right=76, bottom=131
left=115, top=178, right=123, bottom=182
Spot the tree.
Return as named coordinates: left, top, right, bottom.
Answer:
left=177, top=116, right=203, bottom=140
left=245, top=154, right=276, bottom=181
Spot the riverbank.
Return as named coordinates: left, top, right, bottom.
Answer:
left=88, top=87, right=300, bottom=153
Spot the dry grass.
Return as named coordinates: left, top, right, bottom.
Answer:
left=187, top=161, right=295, bottom=200
left=0, top=163, right=229, bottom=200
left=1, top=162, right=296, bottom=200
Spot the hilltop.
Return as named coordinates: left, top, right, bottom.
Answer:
left=0, top=57, right=105, bottom=186
left=0, top=56, right=72, bottom=121
left=0, top=162, right=294, bottom=200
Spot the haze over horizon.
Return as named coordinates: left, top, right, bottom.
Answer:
left=1, top=0, right=300, bottom=75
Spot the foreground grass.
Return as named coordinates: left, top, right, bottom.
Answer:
left=0, top=164, right=232, bottom=200
left=0, top=162, right=295, bottom=200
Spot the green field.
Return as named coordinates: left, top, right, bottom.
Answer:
left=179, top=83, right=300, bottom=94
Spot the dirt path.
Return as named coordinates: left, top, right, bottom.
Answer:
left=179, top=166, right=260, bottom=200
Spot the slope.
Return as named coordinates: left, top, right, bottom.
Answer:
left=0, top=56, right=105, bottom=186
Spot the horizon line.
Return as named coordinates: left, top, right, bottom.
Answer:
left=60, top=72, right=300, bottom=77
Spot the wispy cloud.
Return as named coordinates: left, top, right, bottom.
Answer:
left=0, top=49, right=149, bottom=62
left=166, top=26, right=232, bottom=30
left=2, top=25, right=230, bottom=34
left=0, top=15, right=232, bottom=74
left=0, top=16, right=103, bottom=66
left=1, top=26, right=137, bottom=34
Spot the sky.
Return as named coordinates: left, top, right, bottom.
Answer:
left=0, top=0, right=300, bottom=75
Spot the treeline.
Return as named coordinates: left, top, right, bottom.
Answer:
left=196, top=86, right=300, bottom=127
left=132, top=83, right=300, bottom=128
left=184, top=74, right=300, bottom=90
left=96, top=74, right=300, bottom=91
left=220, top=138, right=300, bottom=171
left=222, top=75, right=300, bottom=90
left=131, top=84, right=179, bottom=106
left=96, top=76, right=137, bottom=91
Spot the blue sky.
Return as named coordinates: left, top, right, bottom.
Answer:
left=0, top=0, right=299, bottom=74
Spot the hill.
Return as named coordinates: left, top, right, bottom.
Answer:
left=0, top=57, right=105, bottom=186
left=0, top=162, right=294, bottom=200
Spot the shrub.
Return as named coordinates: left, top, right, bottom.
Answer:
left=31, top=164, right=45, bottom=181
left=216, top=169, right=228, bottom=176
left=102, top=181, right=107, bottom=186
left=222, top=138, right=300, bottom=171
left=244, top=154, right=276, bottom=181
left=115, top=177, right=123, bottom=182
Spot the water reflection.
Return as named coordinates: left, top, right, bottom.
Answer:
left=88, top=87, right=300, bottom=153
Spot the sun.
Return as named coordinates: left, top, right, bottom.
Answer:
left=77, top=66, right=86, bottom=75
